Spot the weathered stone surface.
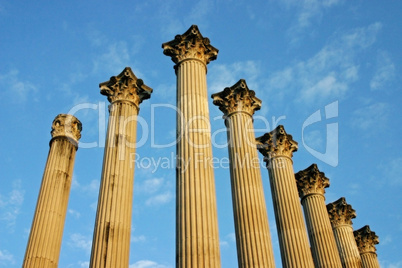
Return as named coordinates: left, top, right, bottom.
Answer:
left=23, top=114, right=81, bottom=268
left=164, top=25, right=221, bottom=268
left=162, top=25, right=218, bottom=65
left=213, top=80, right=275, bottom=267
left=354, top=225, right=380, bottom=268
left=257, top=125, right=314, bottom=268
left=90, top=68, right=152, bottom=268
left=295, top=164, right=342, bottom=268
left=212, top=79, right=261, bottom=116
left=327, top=198, right=362, bottom=268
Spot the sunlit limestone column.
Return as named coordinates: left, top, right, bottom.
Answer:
left=23, top=114, right=82, bottom=268
left=295, top=164, right=342, bottom=268
left=327, top=197, right=362, bottom=268
left=212, top=80, right=276, bottom=268
left=256, top=125, right=314, bottom=268
left=90, top=67, right=152, bottom=268
left=162, top=25, right=221, bottom=268
left=354, top=225, right=380, bottom=268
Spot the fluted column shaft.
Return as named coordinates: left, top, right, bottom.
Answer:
left=360, top=254, right=380, bottom=268
left=257, top=126, right=314, bottom=268
left=333, top=225, right=362, bottom=268
left=327, top=197, right=362, bottom=268
left=354, top=225, right=380, bottom=268
left=212, top=80, right=275, bottom=267
left=295, top=164, right=342, bottom=268
left=163, top=25, right=221, bottom=268
left=90, top=68, right=152, bottom=268
left=23, top=114, right=82, bottom=268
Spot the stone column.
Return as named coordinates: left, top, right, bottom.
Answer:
left=90, top=67, right=152, bottom=268
left=354, top=225, right=380, bottom=268
left=162, top=25, right=221, bottom=268
left=212, top=80, right=276, bottom=267
left=327, top=197, right=362, bottom=268
left=23, top=114, right=82, bottom=268
left=295, top=164, right=342, bottom=268
left=256, top=125, right=314, bottom=268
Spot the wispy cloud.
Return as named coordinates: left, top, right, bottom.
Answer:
left=0, top=69, right=38, bottom=103
left=267, top=23, right=381, bottom=105
left=131, top=235, right=147, bottom=243
left=145, top=191, right=173, bottom=207
left=0, top=179, right=25, bottom=232
left=0, top=249, right=15, bottom=266
left=130, top=260, right=171, bottom=268
left=209, top=61, right=261, bottom=95
left=370, top=51, right=396, bottom=91
left=283, top=0, right=343, bottom=41
left=382, top=158, right=402, bottom=186
left=350, top=102, right=390, bottom=131
left=137, top=178, right=165, bottom=194
left=92, top=41, right=131, bottom=75
left=68, top=233, right=92, bottom=253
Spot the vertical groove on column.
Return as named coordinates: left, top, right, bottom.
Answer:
left=256, top=126, right=315, bottom=268
left=163, top=25, right=220, bottom=268
left=212, top=80, right=276, bottom=268
left=23, top=114, right=81, bottom=268
left=176, top=60, right=220, bottom=268
left=302, top=195, right=341, bottom=267
left=333, top=226, right=362, bottom=268
left=269, top=157, right=313, bottom=267
left=90, top=68, right=152, bottom=268
left=295, top=164, right=342, bottom=268
left=360, top=254, right=380, bottom=268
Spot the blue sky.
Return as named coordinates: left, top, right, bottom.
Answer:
left=1, top=0, right=401, bottom=267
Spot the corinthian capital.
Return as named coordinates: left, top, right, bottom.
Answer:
left=295, top=164, right=330, bottom=199
left=327, top=197, right=356, bottom=227
left=211, top=79, right=262, bottom=116
left=354, top=225, right=379, bottom=254
left=256, top=125, right=298, bottom=159
left=51, top=114, right=82, bottom=144
left=100, top=67, right=152, bottom=105
left=162, top=25, right=218, bottom=65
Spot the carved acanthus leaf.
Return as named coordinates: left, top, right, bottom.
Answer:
left=211, top=79, right=262, bottom=116
left=162, top=25, right=218, bottom=65
left=295, top=164, right=330, bottom=198
left=354, top=225, right=379, bottom=254
left=51, top=114, right=82, bottom=142
left=256, top=125, right=298, bottom=159
left=100, top=67, right=152, bottom=105
left=327, top=197, right=356, bottom=227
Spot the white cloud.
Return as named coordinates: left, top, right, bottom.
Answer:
left=379, top=260, right=402, bottom=268
left=209, top=61, right=261, bottom=95
left=351, top=102, right=390, bottom=131
left=131, top=235, right=146, bottom=243
left=0, top=249, right=15, bottom=266
left=68, top=233, right=92, bottom=253
left=0, top=179, right=25, bottom=231
left=130, top=260, right=171, bottom=268
left=92, top=41, right=131, bottom=75
left=383, top=158, right=402, bottom=186
left=0, top=69, right=38, bottom=103
left=284, top=0, right=343, bottom=39
left=370, top=51, right=396, bottom=90
left=79, top=261, right=90, bottom=267
left=138, top=178, right=165, bottom=194
left=68, top=209, right=81, bottom=219
left=145, top=191, right=173, bottom=207
left=268, top=23, right=381, bottom=104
